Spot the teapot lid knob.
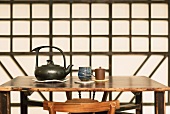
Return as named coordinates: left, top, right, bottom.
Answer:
left=47, top=60, right=54, bottom=65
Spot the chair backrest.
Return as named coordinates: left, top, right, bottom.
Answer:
left=43, top=100, right=120, bottom=114
left=65, top=98, right=99, bottom=103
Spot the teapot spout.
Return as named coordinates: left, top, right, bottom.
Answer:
left=65, top=65, right=73, bottom=76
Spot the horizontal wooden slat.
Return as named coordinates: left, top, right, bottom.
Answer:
left=0, top=52, right=168, bottom=56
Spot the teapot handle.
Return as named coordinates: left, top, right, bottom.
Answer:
left=32, top=46, right=66, bottom=69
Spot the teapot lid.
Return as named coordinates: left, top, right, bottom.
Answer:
left=95, top=67, right=105, bottom=70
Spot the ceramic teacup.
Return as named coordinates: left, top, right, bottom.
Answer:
left=78, top=67, right=92, bottom=81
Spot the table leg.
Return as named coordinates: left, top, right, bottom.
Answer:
left=136, top=92, right=142, bottom=114
left=154, top=91, right=165, bottom=114
left=20, top=92, right=28, bottom=114
left=0, top=91, right=10, bottom=114
left=102, top=91, right=109, bottom=102
left=66, top=91, right=72, bottom=100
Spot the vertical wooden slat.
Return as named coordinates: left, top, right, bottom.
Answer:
left=108, top=2, right=113, bottom=101
left=49, top=0, right=53, bottom=102
left=89, top=2, right=92, bottom=67
left=168, top=0, right=170, bottom=103
left=30, top=3, right=33, bottom=51
left=148, top=0, right=151, bottom=52
left=10, top=0, right=13, bottom=52
left=129, top=2, right=132, bottom=52
left=109, top=3, right=112, bottom=76
left=70, top=1, right=73, bottom=77
left=89, top=2, right=93, bottom=99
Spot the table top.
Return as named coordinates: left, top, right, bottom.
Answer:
left=0, top=76, right=170, bottom=92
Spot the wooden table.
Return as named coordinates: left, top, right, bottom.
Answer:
left=0, top=76, right=169, bottom=114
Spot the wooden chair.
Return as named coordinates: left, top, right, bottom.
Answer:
left=43, top=99, right=120, bottom=114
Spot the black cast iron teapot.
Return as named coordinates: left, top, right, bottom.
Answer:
left=32, top=46, right=73, bottom=81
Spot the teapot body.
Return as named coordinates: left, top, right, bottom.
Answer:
left=35, top=65, right=66, bottom=80
left=94, top=67, right=105, bottom=80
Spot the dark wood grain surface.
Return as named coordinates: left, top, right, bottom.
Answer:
left=0, top=76, right=169, bottom=92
